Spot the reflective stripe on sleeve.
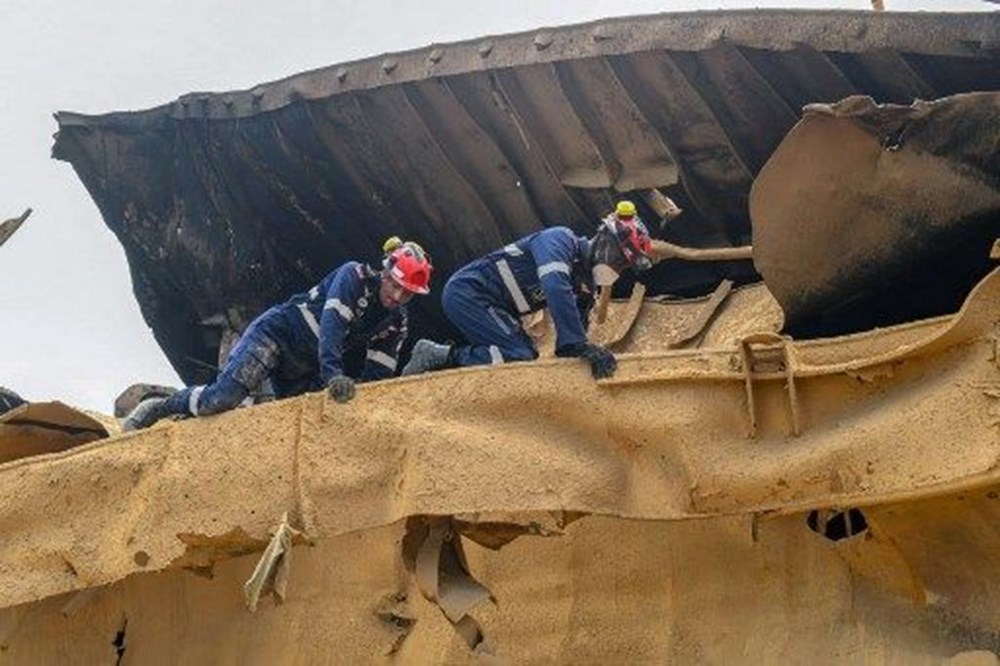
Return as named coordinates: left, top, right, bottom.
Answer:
left=323, top=298, right=355, bottom=321
left=188, top=386, right=205, bottom=416
left=537, top=261, right=570, bottom=278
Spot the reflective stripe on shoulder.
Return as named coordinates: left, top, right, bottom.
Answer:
left=324, top=298, right=355, bottom=321
left=504, top=244, right=524, bottom=256
left=537, top=261, right=570, bottom=278
left=367, top=349, right=397, bottom=371
left=297, top=303, right=321, bottom=337
left=308, top=286, right=320, bottom=300
left=495, top=258, right=531, bottom=314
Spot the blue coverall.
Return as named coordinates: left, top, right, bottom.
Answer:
left=443, top=226, right=594, bottom=366
left=160, top=262, right=407, bottom=417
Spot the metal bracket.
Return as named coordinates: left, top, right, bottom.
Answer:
left=739, top=332, right=801, bottom=438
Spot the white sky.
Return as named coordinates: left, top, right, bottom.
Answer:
left=0, top=0, right=993, bottom=412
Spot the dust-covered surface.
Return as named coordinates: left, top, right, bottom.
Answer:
left=6, top=503, right=1000, bottom=663
left=18, top=11, right=1000, bottom=661
left=528, top=282, right=785, bottom=356
left=0, top=402, right=113, bottom=465
left=752, top=92, right=1000, bottom=336
left=0, top=267, right=996, bottom=618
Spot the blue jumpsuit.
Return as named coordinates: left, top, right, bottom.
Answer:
left=162, top=262, right=407, bottom=417
left=443, top=227, right=594, bottom=366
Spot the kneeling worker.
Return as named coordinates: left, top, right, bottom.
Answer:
left=124, top=238, right=432, bottom=431
left=402, top=201, right=652, bottom=380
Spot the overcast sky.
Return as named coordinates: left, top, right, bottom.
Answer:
left=0, top=0, right=993, bottom=412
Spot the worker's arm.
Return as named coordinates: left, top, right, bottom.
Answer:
left=527, top=227, right=588, bottom=353
left=529, top=227, right=617, bottom=379
left=317, top=262, right=365, bottom=384
left=360, top=311, right=408, bottom=382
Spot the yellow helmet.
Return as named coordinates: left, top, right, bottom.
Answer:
left=382, top=236, right=403, bottom=253
left=615, top=200, right=637, bottom=218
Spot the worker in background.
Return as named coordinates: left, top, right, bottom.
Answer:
left=123, top=238, right=433, bottom=431
left=402, top=201, right=653, bottom=380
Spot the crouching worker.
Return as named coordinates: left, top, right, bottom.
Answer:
left=123, top=238, right=432, bottom=431
left=402, top=201, right=652, bottom=380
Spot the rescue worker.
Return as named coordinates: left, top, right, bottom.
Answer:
left=123, top=238, right=432, bottom=431
left=402, top=201, right=653, bottom=379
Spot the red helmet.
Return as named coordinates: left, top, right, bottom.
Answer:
left=386, top=241, right=432, bottom=294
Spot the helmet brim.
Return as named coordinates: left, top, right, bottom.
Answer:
left=403, top=284, right=430, bottom=295
left=390, top=273, right=430, bottom=295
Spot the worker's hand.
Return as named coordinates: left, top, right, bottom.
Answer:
left=326, top=375, right=356, bottom=403
left=556, top=342, right=618, bottom=379
left=580, top=343, right=617, bottom=379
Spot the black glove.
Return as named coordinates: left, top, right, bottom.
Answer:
left=556, top=342, right=618, bottom=379
left=326, top=375, right=356, bottom=403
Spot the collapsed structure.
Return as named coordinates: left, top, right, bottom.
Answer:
left=50, top=9, right=998, bottom=381
left=0, top=8, right=997, bottom=663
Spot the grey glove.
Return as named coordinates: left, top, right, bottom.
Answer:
left=327, top=375, right=356, bottom=403
left=556, top=342, right=618, bottom=379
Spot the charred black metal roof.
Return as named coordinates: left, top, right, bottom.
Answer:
left=52, top=9, right=1000, bottom=383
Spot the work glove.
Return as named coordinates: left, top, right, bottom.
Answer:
left=326, top=375, right=356, bottom=403
left=556, top=342, right=618, bottom=379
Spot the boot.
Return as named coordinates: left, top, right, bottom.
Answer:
left=121, top=396, right=177, bottom=432
left=401, top=339, right=454, bottom=376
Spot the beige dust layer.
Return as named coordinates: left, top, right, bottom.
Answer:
left=0, top=266, right=995, bottom=615
left=5, top=493, right=1000, bottom=663
left=528, top=282, right=785, bottom=357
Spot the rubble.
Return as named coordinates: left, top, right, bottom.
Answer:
left=4, top=7, right=998, bottom=662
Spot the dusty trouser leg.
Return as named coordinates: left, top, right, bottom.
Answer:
left=402, top=272, right=539, bottom=376
left=122, top=325, right=280, bottom=431
left=189, top=330, right=280, bottom=415
left=442, top=273, right=537, bottom=367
